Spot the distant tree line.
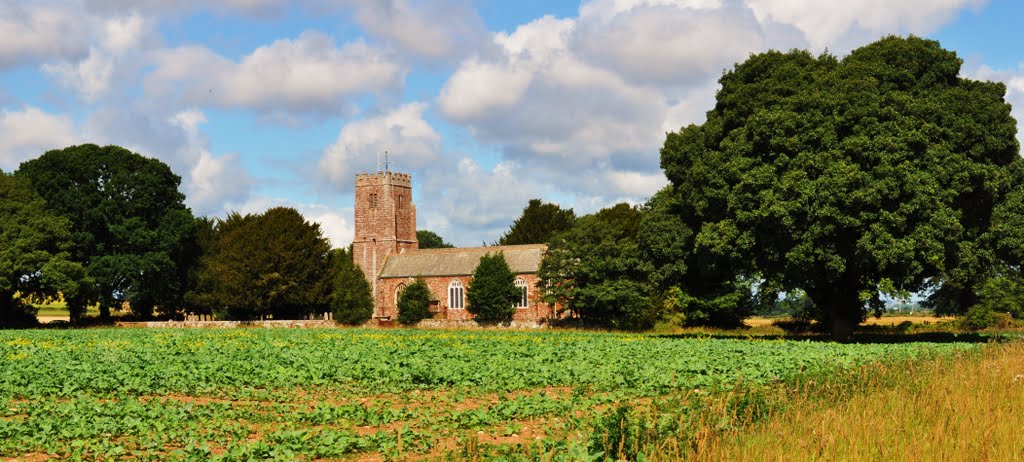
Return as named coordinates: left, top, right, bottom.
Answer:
left=0, top=144, right=374, bottom=326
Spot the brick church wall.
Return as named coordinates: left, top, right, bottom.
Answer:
left=376, top=273, right=554, bottom=321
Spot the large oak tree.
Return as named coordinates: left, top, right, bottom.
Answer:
left=659, top=36, right=1021, bottom=338
left=0, top=173, right=90, bottom=325
left=16, top=144, right=197, bottom=320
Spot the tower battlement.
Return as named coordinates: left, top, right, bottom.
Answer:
left=355, top=171, right=412, bottom=187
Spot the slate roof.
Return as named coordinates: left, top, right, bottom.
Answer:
left=378, top=244, right=547, bottom=278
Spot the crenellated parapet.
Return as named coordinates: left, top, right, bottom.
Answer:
left=355, top=171, right=412, bottom=187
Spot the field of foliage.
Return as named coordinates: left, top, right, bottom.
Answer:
left=0, top=328, right=983, bottom=460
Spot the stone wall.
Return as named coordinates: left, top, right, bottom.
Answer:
left=416, top=318, right=551, bottom=329
left=116, top=320, right=337, bottom=329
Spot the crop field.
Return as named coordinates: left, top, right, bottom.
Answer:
left=0, top=328, right=980, bottom=460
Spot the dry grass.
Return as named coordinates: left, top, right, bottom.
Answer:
left=743, top=315, right=951, bottom=328
left=687, top=341, right=1024, bottom=462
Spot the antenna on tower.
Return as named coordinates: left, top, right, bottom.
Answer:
left=376, top=151, right=381, bottom=173
left=384, top=150, right=390, bottom=172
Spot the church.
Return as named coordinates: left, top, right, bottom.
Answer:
left=352, top=170, right=555, bottom=322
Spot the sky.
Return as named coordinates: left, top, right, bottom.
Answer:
left=2, top=0, right=1023, bottom=248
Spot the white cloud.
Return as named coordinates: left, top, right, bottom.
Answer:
left=744, top=0, right=987, bottom=50
left=346, top=0, right=490, bottom=62
left=573, top=4, right=768, bottom=85
left=440, top=16, right=666, bottom=166
left=318, top=102, right=441, bottom=192
left=169, top=110, right=253, bottom=215
left=147, top=31, right=404, bottom=114
left=0, top=107, right=80, bottom=170
left=0, top=2, right=91, bottom=69
left=43, top=14, right=157, bottom=102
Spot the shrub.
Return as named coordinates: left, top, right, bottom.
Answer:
left=958, top=305, right=1013, bottom=330
left=397, top=279, right=432, bottom=325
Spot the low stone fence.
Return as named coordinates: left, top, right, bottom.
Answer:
left=116, top=318, right=551, bottom=329
left=416, top=319, right=550, bottom=329
left=116, top=320, right=337, bottom=329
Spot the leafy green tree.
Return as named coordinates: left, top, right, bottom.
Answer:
left=397, top=279, right=432, bottom=325
left=202, top=207, right=333, bottom=320
left=417, top=230, right=454, bottom=249
left=466, top=253, right=520, bottom=321
left=538, top=203, right=656, bottom=330
left=330, top=247, right=374, bottom=325
left=497, top=199, right=576, bottom=245
left=638, top=187, right=752, bottom=327
left=659, top=36, right=1020, bottom=338
left=0, top=173, right=91, bottom=325
left=16, top=144, right=197, bottom=320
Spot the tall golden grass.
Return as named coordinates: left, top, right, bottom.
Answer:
left=685, top=341, right=1024, bottom=462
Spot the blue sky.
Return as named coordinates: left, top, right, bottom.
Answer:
left=1, top=0, right=1023, bottom=247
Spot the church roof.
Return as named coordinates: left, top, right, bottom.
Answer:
left=378, top=244, right=547, bottom=278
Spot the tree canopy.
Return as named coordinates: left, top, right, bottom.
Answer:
left=0, top=173, right=90, bottom=326
left=538, top=203, right=657, bottom=330
left=197, top=207, right=333, bottom=320
left=467, top=253, right=520, bottom=321
left=16, top=144, right=197, bottom=320
left=417, top=230, right=454, bottom=249
left=497, top=199, right=576, bottom=245
left=659, top=36, right=1021, bottom=338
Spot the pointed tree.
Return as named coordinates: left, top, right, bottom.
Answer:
left=203, top=207, right=333, bottom=320
left=467, top=253, right=520, bottom=321
left=330, top=247, right=374, bottom=325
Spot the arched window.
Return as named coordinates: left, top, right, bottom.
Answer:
left=448, top=280, right=464, bottom=309
left=395, top=283, right=407, bottom=306
left=514, top=278, right=529, bottom=308
left=398, top=194, right=404, bottom=209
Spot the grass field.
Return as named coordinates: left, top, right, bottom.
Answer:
left=689, top=341, right=1024, bottom=461
left=0, top=328, right=989, bottom=460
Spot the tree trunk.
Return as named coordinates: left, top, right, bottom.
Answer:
left=808, top=281, right=863, bottom=341
left=99, top=303, right=111, bottom=320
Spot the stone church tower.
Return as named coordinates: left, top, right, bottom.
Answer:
left=352, top=171, right=418, bottom=303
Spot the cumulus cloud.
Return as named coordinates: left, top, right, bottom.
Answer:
left=43, top=14, right=156, bottom=102
left=0, top=2, right=91, bottom=69
left=744, top=0, right=987, bottom=50
left=146, top=31, right=404, bottom=114
left=345, top=0, right=491, bottom=63
left=0, top=107, right=80, bottom=170
left=440, top=16, right=666, bottom=168
left=169, top=110, right=253, bottom=215
left=573, top=3, right=769, bottom=85
left=318, top=102, right=441, bottom=192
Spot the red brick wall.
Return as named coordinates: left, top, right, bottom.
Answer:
left=376, top=273, right=555, bottom=321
